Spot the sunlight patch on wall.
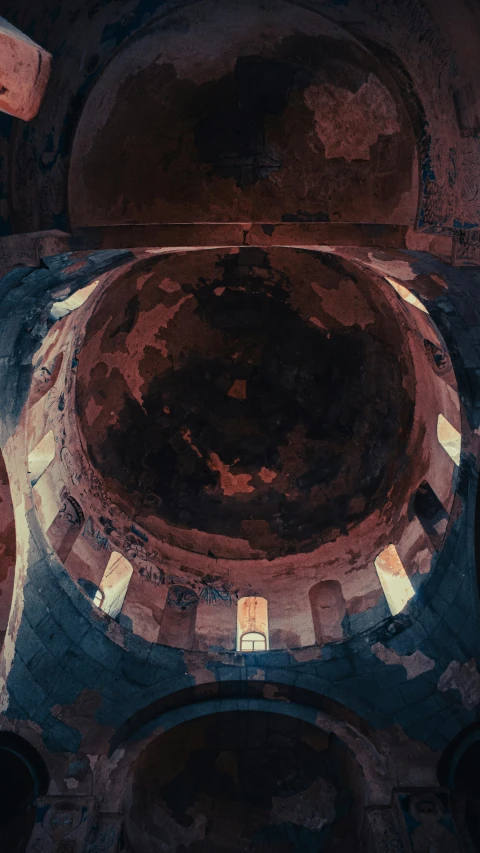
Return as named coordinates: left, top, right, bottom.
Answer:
left=94, top=551, right=133, bottom=618
left=374, top=544, right=415, bottom=616
left=385, top=276, right=429, bottom=314
left=50, top=280, right=100, bottom=320
left=437, top=414, right=461, bottom=466
left=27, top=430, right=55, bottom=486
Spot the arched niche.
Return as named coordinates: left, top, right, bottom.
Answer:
left=0, top=449, right=15, bottom=652
left=47, top=493, right=85, bottom=564
left=30, top=350, right=64, bottom=406
left=413, top=481, right=448, bottom=551
left=438, top=726, right=480, bottom=851
left=68, top=0, right=418, bottom=228
left=309, top=580, right=346, bottom=645
left=423, top=339, right=451, bottom=376
left=0, top=733, right=49, bottom=853
left=158, top=585, right=199, bottom=649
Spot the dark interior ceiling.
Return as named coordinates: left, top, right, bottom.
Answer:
left=76, top=248, right=414, bottom=559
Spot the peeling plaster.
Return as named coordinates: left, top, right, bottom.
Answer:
left=438, top=659, right=480, bottom=710
left=304, top=75, right=400, bottom=162
left=366, top=255, right=417, bottom=281
left=371, top=643, right=436, bottom=680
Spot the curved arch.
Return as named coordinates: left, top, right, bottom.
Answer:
left=437, top=725, right=480, bottom=851
left=475, top=473, right=480, bottom=603
left=437, top=724, right=480, bottom=790
left=0, top=732, right=49, bottom=798
left=113, top=696, right=391, bottom=807
left=68, top=0, right=419, bottom=229
left=0, top=732, right=49, bottom=853
left=0, top=449, right=15, bottom=652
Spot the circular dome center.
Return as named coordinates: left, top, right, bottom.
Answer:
left=76, top=248, right=414, bottom=558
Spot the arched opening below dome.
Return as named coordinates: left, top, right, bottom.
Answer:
left=124, top=711, right=366, bottom=852
left=452, top=740, right=480, bottom=851
left=0, top=733, right=49, bottom=853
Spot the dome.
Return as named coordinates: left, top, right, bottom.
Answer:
left=76, top=247, right=415, bottom=561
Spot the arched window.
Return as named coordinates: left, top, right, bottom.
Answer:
left=374, top=544, right=415, bottom=616
left=385, top=276, right=429, bottom=314
left=93, top=551, right=133, bottom=619
left=309, top=580, right=346, bottom=645
left=50, top=279, right=100, bottom=320
left=237, top=596, right=268, bottom=652
left=437, top=414, right=461, bottom=466
left=27, top=431, right=55, bottom=486
left=240, top=632, right=266, bottom=651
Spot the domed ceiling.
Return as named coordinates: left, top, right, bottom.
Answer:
left=68, top=0, right=418, bottom=227
left=27, top=244, right=458, bottom=649
left=76, top=248, right=415, bottom=561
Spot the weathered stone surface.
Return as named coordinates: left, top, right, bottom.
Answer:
left=0, top=18, right=51, bottom=121
left=372, top=644, right=436, bottom=681
left=438, top=659, right=480, bottom=710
